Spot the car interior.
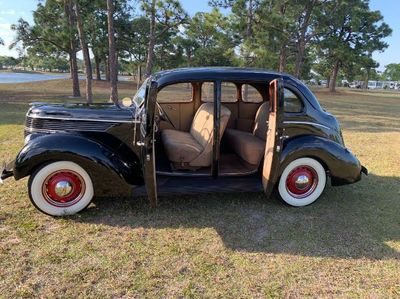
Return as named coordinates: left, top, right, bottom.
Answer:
left=154, top=81, right=270, bottom=177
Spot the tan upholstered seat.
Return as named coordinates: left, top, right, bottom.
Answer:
left=225, top=102, right=269, bottom=166
left=162, top=103, right=231, bottom=168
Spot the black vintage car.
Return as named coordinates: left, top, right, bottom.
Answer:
left=1, top=68, right=367, bottom=216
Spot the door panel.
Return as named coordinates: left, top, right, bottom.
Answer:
left=262, top=78, right=284, bottom=196
left=141, top=81, right=158, bottom=207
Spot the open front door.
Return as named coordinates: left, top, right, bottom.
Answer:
left=262, top=78, right=284, bottom=196
left=141, top=81, right=158, bottom=207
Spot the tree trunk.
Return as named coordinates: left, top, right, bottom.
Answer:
left=70, top=51, right=80, bottom=97
left=364, top=68, right=370, bottom=89
left=65, top=0, right=80, bottom=97
left=74, top=1, right=92, bottom=103
left=246, top=0, right=254, bottom=39
left=329, top=60, right=340, bottom=92
left=105, top=56, right=110, bottom=81
left=68, top=56, right=73, bottom=79
left=278, top=45, right=287, bottom=72
left=145, top=0, right=156, bottom=78
left=94, top=54, right=101, bottom=81
left=294, top=0, right=315, bottom=79
left=294, top=40, right=306, bottom=79
left=107, top=0, right=118, bottom=103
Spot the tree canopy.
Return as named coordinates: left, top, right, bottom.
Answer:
left=7, top=0, right=393, bottom=97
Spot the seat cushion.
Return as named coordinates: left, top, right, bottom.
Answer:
left=253, top=102, right=269, bottom=140
left=161, top=129, right=202, bottom=163
left=225, top=128, right=265, bottom=165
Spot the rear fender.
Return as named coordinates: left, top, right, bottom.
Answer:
left=13, top=133, right=143, bottom=186
left=280, top=135, right=363, bottom=186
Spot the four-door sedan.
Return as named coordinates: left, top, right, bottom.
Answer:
left=1, top=68, right=367, bottom=216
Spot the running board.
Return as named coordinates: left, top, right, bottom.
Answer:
left=134, top=176, right=263, bottom=196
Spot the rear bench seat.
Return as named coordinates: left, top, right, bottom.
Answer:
left=225, top=102, right=269, bottom=166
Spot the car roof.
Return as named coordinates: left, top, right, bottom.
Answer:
left=153, top=67, right=294, bottom=87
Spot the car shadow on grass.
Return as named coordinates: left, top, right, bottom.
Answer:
left=71, top=173, right=400, bottom=261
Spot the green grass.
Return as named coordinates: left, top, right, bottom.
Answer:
left=0, top=80, right=399, bottom=297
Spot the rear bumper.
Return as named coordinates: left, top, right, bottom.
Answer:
left=0, top=160, right=15, bottom=184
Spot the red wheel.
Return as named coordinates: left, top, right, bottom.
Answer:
left=285, top=166, right=319, bottom=199
left=278, top=158, right=326, bottom=207
left=42, top=170, right=86, bottom=207
left=28, top=161, right=94, bottom=216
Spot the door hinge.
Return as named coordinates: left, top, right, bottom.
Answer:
left=136, top=141, right=145, bottom=147
left=280, top=135, right=289, bottom=140
left=146, top=154, right=151, bottom=161
left=276, top=145, right=281, bottom=152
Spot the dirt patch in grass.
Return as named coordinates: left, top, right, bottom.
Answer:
left=0, top=84, right=399, bottom=297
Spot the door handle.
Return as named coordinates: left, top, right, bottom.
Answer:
left=136, top=141, right=145, bottom=146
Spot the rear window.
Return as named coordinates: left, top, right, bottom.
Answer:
left=242, top=84, right=263, bottom=103
left=202, top=82, right=239, bottom=102
left=221, top=82, right=238, bottom=102
left=284, top=88, right=303, bottom=113
left=158, top=83, right=193, bottom=103
left=201, top=82, right=214, bottom=102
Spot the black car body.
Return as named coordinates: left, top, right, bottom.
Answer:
left=1, top=68, right=367, bottom=216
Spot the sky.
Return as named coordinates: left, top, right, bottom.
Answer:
left=0, top=0, right=398, bottom=71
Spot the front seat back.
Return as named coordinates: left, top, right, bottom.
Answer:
left=189, top=103, right=231, bottom=167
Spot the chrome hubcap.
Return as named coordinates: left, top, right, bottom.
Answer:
left=54, top=180, right=73, bottom=197
left=286, top=166, right=318, bottom=199
left=295, top=175, right=310, bottom=190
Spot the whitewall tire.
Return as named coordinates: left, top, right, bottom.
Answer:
left=28, top=161, right=94, bottom=216
left=278, top=157, right=326, bottom=207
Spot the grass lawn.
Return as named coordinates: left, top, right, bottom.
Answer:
left=0, top=80, right=399, bottom=297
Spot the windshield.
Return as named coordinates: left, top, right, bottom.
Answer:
left=132, top=79, right=149, bottom=108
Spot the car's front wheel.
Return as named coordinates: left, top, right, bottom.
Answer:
left=28, top=161, right=94, bottom=216
left=278, top=157, right=326, bottom=207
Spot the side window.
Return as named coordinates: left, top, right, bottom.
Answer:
left=201, top=82, right=214, bottom=102
left=221, top=82, right=238, bottom=102
left=284, top=88, right=303, bottom=113
left=158, top=83, right=193, bottom=103
left=242, top=84, right=263, bottom=103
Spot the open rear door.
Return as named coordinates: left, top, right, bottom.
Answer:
left=141, top=81, right=158, bottom=207
left=262, top=78, right=284, bottom=196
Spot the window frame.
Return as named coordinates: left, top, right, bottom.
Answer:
left=200, top=81, right=216, bottom=103
left=201, top=81, right=240, bottom=103
left=241, top=83, right=264, bottom=104
left=156, top=82, right=194, bottom=104
left=283, top=85, right=306, bottom=114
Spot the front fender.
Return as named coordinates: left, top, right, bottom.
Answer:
left=14, top=133, right=143, bottom=185
left=280, top=135, right=363, bottom=186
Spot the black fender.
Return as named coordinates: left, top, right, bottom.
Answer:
left=280, top=135, right=363, bottom=186
left=13, top=133, right=143, bottom=186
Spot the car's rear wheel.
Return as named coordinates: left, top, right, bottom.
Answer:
left=278, top=157, right=326, bottom=207
left=28, top=161, right=94, bottom=216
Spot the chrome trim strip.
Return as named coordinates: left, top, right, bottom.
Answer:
left=27, top=115, right=140, bottom=124
left=25, top=127, right=60, bottom=133
left=283, top=121, right=332, bottom=130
